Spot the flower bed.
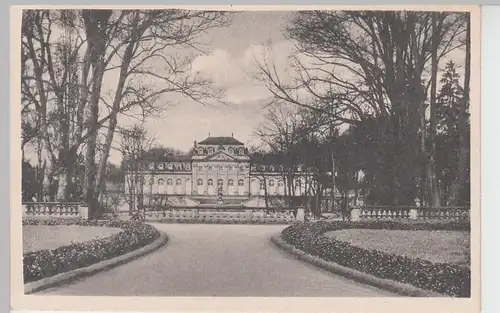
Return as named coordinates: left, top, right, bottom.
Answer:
left=280, top=220, right=471, bottom=297
left=23, top=219, right=160, bottom=283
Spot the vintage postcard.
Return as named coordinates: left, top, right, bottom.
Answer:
left=10, top=5, right=481, bottom=313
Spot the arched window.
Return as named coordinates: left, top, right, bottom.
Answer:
left=228, top=148, right=234, bottom=154
left=158, top=178, right=164, bottom=185
left=228, top=179, right=234, bottom=186
left=227, top=165, right=232, bottom=171
left=176, top=178, right=182, bottom=186
left=269, top=179, right=275, bottom=186
left=208, top=165, right=213, bottom=171
left=167, top=178, right=173, bottom=185
left=198, top=148, right=204, bottom=155
left=217, top=179, right=223, bottom=187
left=197, top=179, right=203, bottom=186
left=149, top=163, right=155, bottom=170
left=278, top=180, right=284, bottom=187
left=158, top=163, right=164, bottom=170
left=208, top=179, right=214, bottom=186
left=238, top=179, right=244, bottom=186
left=260, top=180, right=265, bottom=190
left=198, top=165, right=203, bottom=171
left=208, top=148, right=214, bottom=154
left=239, top=148, right=244, bottom=155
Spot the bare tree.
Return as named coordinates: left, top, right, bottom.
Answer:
left=251, top=11, right=468, bottom=206
left=120, top=124, right=155, bottom=219
left=21, top=9, right=231, bottom=216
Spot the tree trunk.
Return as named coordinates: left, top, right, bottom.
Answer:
left=94, top=41, right=136, bottom=198
left=330, top=150, right=336, bottom=211
left=428, top=12, right=441, bottom=207
left=83, top=10, right=113, bottom=219
left=449, top=15, right=470, bottom=205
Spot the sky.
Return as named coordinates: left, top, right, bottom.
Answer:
left=107, top=11, right=467, bottom=165
left=108, top=11, right=294, bottom=164
left=22, top=10, right=467, bottom=166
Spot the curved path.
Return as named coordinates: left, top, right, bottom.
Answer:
left=37, top=224, right=397, bottom=297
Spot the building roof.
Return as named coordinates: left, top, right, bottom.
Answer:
left=197, top=136, right=244, bottom=146
left=141, top=152, right=191, bottom=163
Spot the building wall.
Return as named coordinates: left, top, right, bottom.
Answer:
left=125, top=170, right=309, bottom=197
left=124, top=138, right=312, bottom=198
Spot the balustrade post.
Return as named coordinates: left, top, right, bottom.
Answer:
left=79, top=203, right=89, bottom=220
left=296, top=207, right=305, bottom=221
left=409, top=208, right=418, bottom=220
left=350, top=207, right=361, bottom=221
left=245, top=209, right=253, bottom=220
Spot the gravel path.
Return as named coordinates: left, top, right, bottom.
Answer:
left=37, top=224, right=397, bottom=297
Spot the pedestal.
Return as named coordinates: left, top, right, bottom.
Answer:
left=350, top=208, right=361, bottom=221
left=296, top=208, right=305, bottom=221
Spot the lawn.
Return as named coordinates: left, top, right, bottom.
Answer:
left=23, top=225, right=122, bottom=254
left=324, top=229, right=470, bottom=267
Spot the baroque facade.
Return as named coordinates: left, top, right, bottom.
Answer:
left=125, top=136, right=309, bottom=199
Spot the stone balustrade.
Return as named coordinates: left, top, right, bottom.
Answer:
left=350, top=205, right=469, bottom=222
left=144, top=207, right=304, bottom=223
left=22, top=202, right=89, bottom=220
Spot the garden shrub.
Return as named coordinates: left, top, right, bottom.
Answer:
left=23, top=219, right=160, bottom=283
left=280, top=220, right=471, bottom=297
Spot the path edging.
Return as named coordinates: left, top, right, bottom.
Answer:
left=270, top=233, right=445, bottom=298
left=24, top=231, right=169, bottom=294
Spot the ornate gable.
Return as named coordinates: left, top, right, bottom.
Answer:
left=204, top=150, right=237, bottom=162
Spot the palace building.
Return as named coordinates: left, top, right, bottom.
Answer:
left=124, top=135, right=310, bottom=207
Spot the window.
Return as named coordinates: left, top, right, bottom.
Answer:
left=269, top=179, right=275, bottom=187
left=158, top=163, right=164, bottom=170
left=228, top=179, right=234, bottom=186
left=197, top=179, right=203, bottom=186
left=176, top=179, right=182, bottom=186
left=198, top=166, right=203, bottom=171
left=167, top=163, right=173, bottom=170
left=278, top=180, right=284, bottom=187
left=208, top=179, right=214, bottom=186
left=260, top=180, right=265, bottom=190
left=239, top=148, right=244, bottom=155
left=149, top=163, right=155, bottom=170
left=260, top=165, right=266, bottom=171
left=158, top=178, right=164, bottom=185
left=198, top=148, right=204, bottom=155
left=208, top=148, right=214, bottom=154
left=167, top=179, right=173, bottom=185
left=185, top=164, right=191, bottom=170
left=217, top=179, right=224, bottom=187
left=175, top=163, right=182, bottom=170
left=269, top=165, right=275, bottom=171
left=228, top=148, right=234, bottom=154
left=238, top=179, right=244, bottom=186
left=208, top=165, right=213, bottom=171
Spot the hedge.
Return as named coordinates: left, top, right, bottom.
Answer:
left=23, top=219, right=160, bottom=283
left=281, top=220, right=471, bottom=297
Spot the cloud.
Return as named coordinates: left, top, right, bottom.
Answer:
left=191, top=40, right=296, bottom=105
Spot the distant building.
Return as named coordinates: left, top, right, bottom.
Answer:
left=124, top=135, right=310, bottom=202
